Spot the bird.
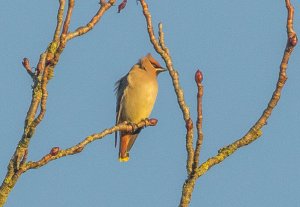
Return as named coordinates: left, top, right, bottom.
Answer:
left=115, top=53, right=166, bottom=162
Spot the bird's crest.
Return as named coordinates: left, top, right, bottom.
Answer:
left=146, top=53, right=162, bottom=69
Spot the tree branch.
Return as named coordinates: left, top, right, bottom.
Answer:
left=179, top=0, right=297, bottom=206
left=62, top=0, right=74, bottom=35
left=22, top=119, right=157, bottom=173
left=66, top=0, right=116, bottom=40
left=21, top=58, right=35, bottom=79
left=139, top=0, right=195, bottom=175
left=53, top=0, right=65, bottom=42
left=0, top=1, right=116, bottom=206
left=31, top=54, right=47, bottom=128
left=193, top=70, right=204, bottom=170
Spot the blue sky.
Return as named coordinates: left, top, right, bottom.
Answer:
left=1, top=0, right=300, bottom=206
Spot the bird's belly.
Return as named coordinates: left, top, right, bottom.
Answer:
left=122, top=85, right=158, bottom=123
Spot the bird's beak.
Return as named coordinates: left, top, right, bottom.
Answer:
left=156, top=67, right=167, bottom=74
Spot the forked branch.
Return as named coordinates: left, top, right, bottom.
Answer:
left=0, top=1, right=116, bottom=206
left=140, top=0, right=195, bottom=175
left=139, top=0, right=297, bottom=206
left=181, top=0, right=297, bottom=206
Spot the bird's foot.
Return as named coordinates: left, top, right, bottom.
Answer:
left=142, top=118, right=150, bottom=127
left=124, top=121, right=139, bottom=133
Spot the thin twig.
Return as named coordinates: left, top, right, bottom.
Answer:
left=53, top=0, right=66, bottom=42
left=62, top=0, right=74, bottom=35
left=193, top=70, right=204, bottom=169
left=52, top=0, right=75, bottom=65
left=158, top=23, right=169, bottom=54
left=22, top=58, right=35, bottom=79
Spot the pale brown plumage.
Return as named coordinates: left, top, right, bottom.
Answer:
left=115, top=53, right=166, bottom=162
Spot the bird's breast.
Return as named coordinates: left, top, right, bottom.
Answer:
left=121, top=74, right=158, bottom=123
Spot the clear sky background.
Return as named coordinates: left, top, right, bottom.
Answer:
left=1, top=1, right=300, bottom=206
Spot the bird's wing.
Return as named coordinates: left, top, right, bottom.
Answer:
left=114, top=74, right=129, bottom=147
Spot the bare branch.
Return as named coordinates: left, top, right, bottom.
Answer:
left=23, top=119, right=157, bottom=172
left=31, top=54, right=47, bottom=128
left=52, top=0, right=75, bottom=64
left=0, top=1, right=116, bottom=205
left=158, top=23, right=169, bottom=54
left=66, top=0, right=116, bottom=40
left=193, top=70, right=204, bottom=169
left=139, top=0, right=164, bottom=54
left=62, top=0, right=74, bottom=35
left=52, top=0, right=116, bottom=66
left=53, top=0, right=66, bottom=42
left=22, top=58, right=35, bottom=79
left=139, top=0, right=194, bottom=174
left=179, top=0, right=298, bottom=206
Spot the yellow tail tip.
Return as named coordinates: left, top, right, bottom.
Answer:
left=118, top=156, right=130, bottom=162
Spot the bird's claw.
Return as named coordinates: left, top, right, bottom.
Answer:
left=142, top=118, right=150, bottom=127
left=126, top=122, right=138, bottom=133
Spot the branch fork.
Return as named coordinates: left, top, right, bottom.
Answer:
left=139, top=0, right=297, bottom=206
left=0, top=1, right=116, bottom=206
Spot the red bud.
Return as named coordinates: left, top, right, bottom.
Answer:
left=289, top=35, right=298, bottom=46
left=22, top=58, right=29, bottom=68
left=195, top=70, right=203, bottom=84
left=118, top=0, right=127, bottom=13
left=50, top=147, right=60, bottom=156
left=149, top=118, right=158, bottom=126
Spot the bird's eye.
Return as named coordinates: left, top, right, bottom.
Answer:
left=150, top=61, right=161, bottom=69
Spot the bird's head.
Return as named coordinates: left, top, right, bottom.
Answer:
left=140, top=53, right=167, bottom=76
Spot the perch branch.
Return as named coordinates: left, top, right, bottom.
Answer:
left=0, top=119, right=156, bottom=206
left=23, top=119, right=157, bottom=171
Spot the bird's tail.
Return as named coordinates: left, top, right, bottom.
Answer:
left=118, top=132, right=139, bottom=162
left=119, top=133, right=131, bottom=162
